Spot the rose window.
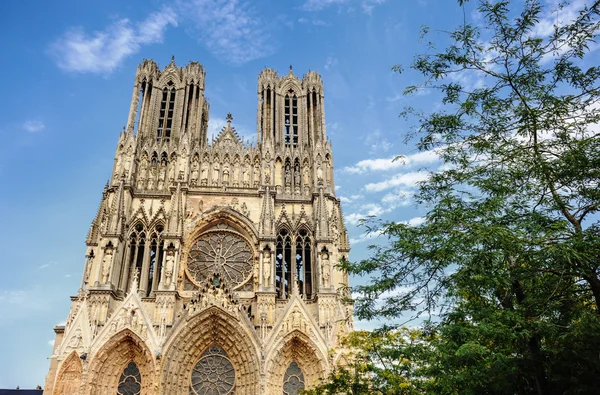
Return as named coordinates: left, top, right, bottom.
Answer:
left=190, top=344, right=235, bottom=395
left=283, top=362, right=305, bottom=395
left=188, top=229, right=253, bottom=287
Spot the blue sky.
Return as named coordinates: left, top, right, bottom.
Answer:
left=1, top=0, right=587, bottom=388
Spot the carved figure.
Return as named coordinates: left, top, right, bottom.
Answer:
left=321, top=251, right=330, bottom=288
left=164, top=250, right=175, bottom=287
left=253, top=163, right=260, bottom=186
left=191, top=159, right=199, bottom=185
left=262, top=251, right=271, bottom=287
left=213, top=163, right=220, bottom=184
left=303, top=165, right=310, bottom=185
left=284, top=163, right=291, bottom=186
left=294, top=163, right=301, bottom=186
left=201, top=162, right=208, bottom=184
left=317, top=164, right=323, bottom=181
left=102, top=249, right=113, bottom=284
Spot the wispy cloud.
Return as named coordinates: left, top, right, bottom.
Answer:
left=302, top=0, right=348, bottom=11
left=298, top=17, right=330, bottom=26
left=301, top=0, right=386, bottom=14
left=324, top=56, right=338, bottom=71
left=48, top=8, right=177, bottom=74
left=344, top=148, right=440, bottom=174
left=365, top=171, right=429, bottom=192
left=22, top=120, right=45, bottom=133
left=178, top=0, right=276, bottom=65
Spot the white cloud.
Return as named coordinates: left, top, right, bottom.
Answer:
left=365, top=171, right=429, bottom=192
left=324, top=56, right=338, bottom=71
left=350, top=228, right=384, bottom=244
left=48, top=340, right=55, bottom=347
left=178, top=0, right=276, bottom=65
left=302, top=0, right=348, bottom=11
left=344, top=148, right=440, bottom=174
left=298, top=17, right=330, bottom=26
left=361, top=0, right=386, bottom=15
left=23, top=120, right=45, bottom=133
left=407, top=216, right=425, bottom=226
left=49, top=8, right=177, bottom=73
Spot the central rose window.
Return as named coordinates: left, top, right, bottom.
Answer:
left=187, top=228, right=253, bottom=287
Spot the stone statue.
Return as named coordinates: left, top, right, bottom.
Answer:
left=284, top=164, right=291, bottom=186
left=138, top=157, right=148, bottom=189
left=317, top=164, right=323, bottom=182
left=265, top=166, right=271, bottom=184
left=294, top=163, right=301, bottom=187
left=243, top=166, right=250, bottom=186
left=164, top=250, right=175, bottom=287
left=85, top=254, right=94, bottom=283
left=303, top=165, right=310, bottom=185
left=223, top=166, right=230, bottom=183
left=262, top=251, right=271, bottom=287
left=168, top=162, right=175, bottom=182
left=66, top=329, right=82, bottom=350
left=253, top=163, right=260, bottom=186
left=201, top=162, right=208, bottom=185
left=158, top=162, right=166, bottom=189
left=191, top=160, right=199, bottom=185
left=102, top=249, right=113, bottom=284
left=321, top=251, right=330, bottom=288
left=124, top=148, right=132, bottom=177
left=213, top=162, right=220, bottom=184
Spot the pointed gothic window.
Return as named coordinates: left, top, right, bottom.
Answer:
left=296, top=229, right=312, bottom=299
left=116, top=362, right=141, bottom=395
left=283, top=362, right=305, bottom=395
left=284, top=95, right=291, bottom=144
left=190, top=344, right=235, bottom=395
left=292, top=95, right=298, bottom=145
left=157, top=88, right=168, bottom=143
left=276, top=230, right=292, bottom=299
left=165, top=87, right=176, bottom=142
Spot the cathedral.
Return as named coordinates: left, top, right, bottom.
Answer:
left=44, top=58, right=352, bottom=394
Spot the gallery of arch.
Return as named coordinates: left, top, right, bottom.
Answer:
left=44, top=58, right=353, bottom=394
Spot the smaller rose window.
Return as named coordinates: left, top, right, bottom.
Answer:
left=190, top=344, right=235, bottom=395
left=283, top=362, right=305, bottom=395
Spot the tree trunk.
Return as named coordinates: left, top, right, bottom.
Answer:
left=585, top=274, right=600, bottom=313
left=528, top=336, right=549, bottom=395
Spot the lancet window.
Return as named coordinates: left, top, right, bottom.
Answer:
left=123, top=224, right=146, bottom=292
left=116, top=362, right=141, bottom=395
left=145, top=225, right=164, bottom=297
left=284, top=92, right=298, bottom=146
left=157, top=85, right=176, bottom=143
left=190, top=344, right=235, bottom=395
left=283, top=362, right=305, bottom=395
left=276, top=229, right=313, bottom=299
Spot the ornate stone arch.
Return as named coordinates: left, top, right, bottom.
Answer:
left=160, top=308, right=261, bottom=394
left=85, top=329, right=156, bottom=395
left=53, top=351, right=83, bottom=395
left=265, top=330, right=328, bottom=394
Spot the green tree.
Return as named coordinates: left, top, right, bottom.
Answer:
left=338, top=1, right=600, bottom=394
left=305, top=328, right=432, bottom=395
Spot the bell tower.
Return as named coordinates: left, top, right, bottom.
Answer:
left=45, top=59, right=352, bottom=395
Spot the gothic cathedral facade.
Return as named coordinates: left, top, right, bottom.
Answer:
left=44, top=59, right=352, bottom=394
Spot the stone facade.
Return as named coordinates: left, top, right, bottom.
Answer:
left=44, top=58, right=352, bottom=395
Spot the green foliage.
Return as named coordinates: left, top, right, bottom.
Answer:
left=324, top=1, right=600, bottom=394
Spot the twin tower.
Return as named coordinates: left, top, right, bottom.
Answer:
left=45, top=58, right=352, bottom=394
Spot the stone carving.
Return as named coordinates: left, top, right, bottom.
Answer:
left=102, top=249, right=113, bottom=284
left=262, top=251, right=271, bottom=287
left=164, top=250, right=175, bottom=287
left=320, top=251, right=330, bottom=288
left=191, top=158, right=199, bottom=186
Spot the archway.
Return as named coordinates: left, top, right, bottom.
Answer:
left=85, top=329, right=156, bottom=395
left=53, top=351, right=83, bottom=395
left=266, top=331, right=328, bottom=394
left=161, top=307, right=261, bottom=394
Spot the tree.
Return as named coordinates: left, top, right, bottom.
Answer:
left=304, top=328, right=432, bottom=395
left=338, top=1, right=600, bottom=394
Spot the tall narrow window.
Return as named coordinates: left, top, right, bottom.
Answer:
left=184, top=84, right=194, bottom=134
left=165, top=87, right=176, bottom=142
left=276, top=230, right=292, bottom=299
left=157, top=88, right=168, bottom=143
left=283, top=362, right=305, bottom=395
left=117, top=362, right=141, bottom=395
left=134, top=81, right=145, bottom=134
left=284, top=95, right=291, bottom=144
left=292, top=95, right=298, bottom=145
left=295, top=229, right=312, bottom=298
